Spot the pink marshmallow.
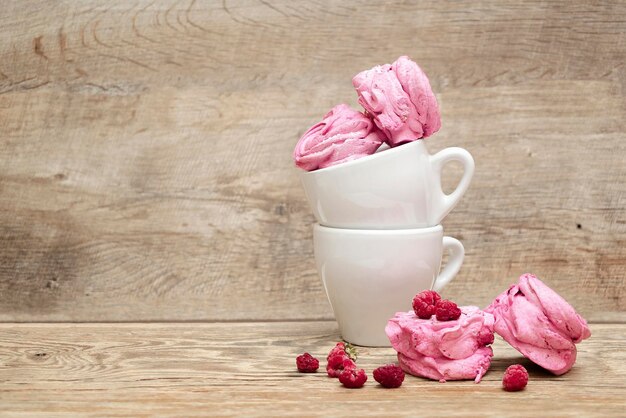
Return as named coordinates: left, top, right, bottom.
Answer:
left=486, top=273, right=591, bottom=375
left=293, top=104, right=385, bottom=171
left=386, top=306, right=495, bottom=382
left=353, top=56, right=441, bottom=147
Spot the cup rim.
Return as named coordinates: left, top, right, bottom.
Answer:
left=299, top=139, right=425, bottom=176
left=314, top=223, right=443, bottom=235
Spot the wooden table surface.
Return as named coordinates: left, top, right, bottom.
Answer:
left=1, top=0, right=625, bottom=416
left=0, top=322, right=624, bottom=417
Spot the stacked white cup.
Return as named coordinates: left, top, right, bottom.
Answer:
left=299, top=140, right=475, bottom=346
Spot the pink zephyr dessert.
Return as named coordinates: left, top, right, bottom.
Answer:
left=353, top=56, right=441, bottom=147
left=486, top=273, right=591, bottom=375
left=386, top=306, right=495, bottom=382
left=293, top=104, right=385, bottom=171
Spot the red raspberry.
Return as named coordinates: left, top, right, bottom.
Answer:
left=412, top=290, right=441, bottom=319
left=296, top=353, right=319, bottom=373
left=435, top=299, right=461, bottom=321
left=326, top=354, right=356, bottom=378
left=339, top=368, right=367, bottom=388
left=327, top=341, right=358, bottom=362
left=327, top=342, right=346, bottom=360
left=373, top=364, right=405, bottom=388
left=479, top=329, right=495, bottom=346
left=502, top=364, right=529, bottom=391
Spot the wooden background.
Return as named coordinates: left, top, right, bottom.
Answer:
left=1, top=0, right=625, bottom=323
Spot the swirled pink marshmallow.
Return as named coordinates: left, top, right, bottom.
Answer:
left=386, top=306, right=495, bottom=382
left=293, top=104, right=385, bottom=171
left=353, top=56, right=441, bottom=147
left=486, top=273, right=591, bottom=375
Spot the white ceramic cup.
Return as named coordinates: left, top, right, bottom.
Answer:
left=299, top=140, right=474, bottom=229
left=314, top=224, right=464, bottom=347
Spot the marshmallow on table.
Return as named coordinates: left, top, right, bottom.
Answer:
left=293, top=104, right=385, bottom=171
left=386, top=306, right=495, bottom=382
left=486, top=273, right=591, bottom=375
left=352, top=56, right=441, bottom=147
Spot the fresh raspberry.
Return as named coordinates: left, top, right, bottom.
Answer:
left=502, top=364, right=529, bottom=391
left=479, top=329, right=495, bottom=346
left=326, top=354, right=356, bottom=378
left=412, top=290, right=441, bottom=319
left=339, top=368, right=367, bottom=388
left=327, top=342, right=358, bottom=361
left=296, top=353, right=319, bottom=373
left=326, top=342, right=358, bottom=361
left=327, top=342, right=346, bottom=360
left=435, top=299, right=462, bottom=321
left=373, top=364, right=405, bottom=388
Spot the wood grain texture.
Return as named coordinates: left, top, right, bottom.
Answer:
left=0, top=0, right=624, bottom=321
left=0, top=322, right=623, bottom=417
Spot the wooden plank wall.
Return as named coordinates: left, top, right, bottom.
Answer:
left=0, top=0, right=624, bottom=322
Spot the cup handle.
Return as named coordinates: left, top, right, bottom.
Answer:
left=429, top=147, right=475, bottom=224
left=432, top=236, right=464, bottom=292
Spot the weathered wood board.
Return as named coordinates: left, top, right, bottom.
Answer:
left=0, top=322, right=623, bottom=417
left=0, top=0, right=624, bottom=321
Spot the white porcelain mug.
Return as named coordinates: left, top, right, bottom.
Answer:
left=299, top=141, right=474, bottom=229
left=314, top=224, right=464, bottom=347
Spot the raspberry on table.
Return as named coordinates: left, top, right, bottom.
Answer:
left=327, top=341, right=357, bottom=361
left=296, top=353, right=319, bottom=373
left=373, top=364, right=405, bottom=388
left=502, top=364, right=529, bottom=391
left=326, top=354, right=356, bottom=378
left=339, top=368, right=368, bottom=388
left=435, top=299, right=462, bottom=321
left=412, top=290, right=441, bottom=319
left=327, top=342, right=346, bottom=360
